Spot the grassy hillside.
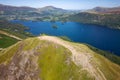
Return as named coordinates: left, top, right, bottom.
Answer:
left=86, top=44, right=120, bottom=65
left=0, top=19, right=34, bottom=48
left=0, top=34, right=18, bottom=48
left=67, top=12, right=120, bottom=29
left=0, top=20, right=34, bottom=39
left=0, top=36, right=120, bottom=80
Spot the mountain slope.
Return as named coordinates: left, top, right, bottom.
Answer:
left=37, top=6, right=71, bottom=16
left=68, top=12, right=120, bottom=29
left=66, top=6, right=120, bottom=29
left=0, top=4, right=36, bottom=11
left=38, top=6, right=65, bottom=12
left=87, top=6, right=120, bottom=14
left=0, top=36, right=120, bottom=80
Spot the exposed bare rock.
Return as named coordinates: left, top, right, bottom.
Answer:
left=0, top=49, right=40, bottom=80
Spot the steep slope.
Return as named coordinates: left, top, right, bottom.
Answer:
left=0, top=36, right=120, bottom=80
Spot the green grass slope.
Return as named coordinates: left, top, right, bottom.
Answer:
left=0, top=36, right=120, bottom=80
left=0, top=34, right=18, bottom=48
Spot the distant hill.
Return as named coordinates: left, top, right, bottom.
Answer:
left=0, top=4, right=79, bottom=21
left=0, top=4, right=36, bottom=11
left=67, top=6, right=120, bottom=29
left=0, top=4, right=70, bottom=13
left=37, top=6, right=75, bottom=15
left=87, top=6, right=120, bottom=14
left=38, top=6, right=66, bottom=12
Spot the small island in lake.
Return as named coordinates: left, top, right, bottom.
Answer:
left=52, top=24, right=58, bottom=29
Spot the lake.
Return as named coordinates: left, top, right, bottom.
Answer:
left=11, top=20, right=120, bottom=56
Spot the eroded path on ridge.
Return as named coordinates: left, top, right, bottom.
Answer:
left=38, top=36, right=107, bottom=80
left=0, top=30, right=22, bottom=40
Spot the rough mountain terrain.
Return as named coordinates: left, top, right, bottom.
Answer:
left=0, top=36, right=120, bottom=80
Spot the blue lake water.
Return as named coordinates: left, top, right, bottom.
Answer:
left=11, top=20, right=120, bottom=56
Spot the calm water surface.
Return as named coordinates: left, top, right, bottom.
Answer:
left=11, top=20, right=120, bottom=56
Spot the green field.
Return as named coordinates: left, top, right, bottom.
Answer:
left=0, top=34, right=18, bottom=48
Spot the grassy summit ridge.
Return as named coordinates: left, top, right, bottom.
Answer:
left=0, top=36, right=120, bottom=80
